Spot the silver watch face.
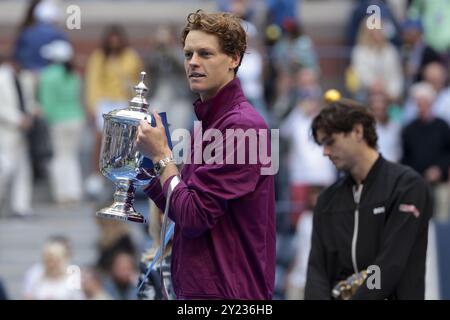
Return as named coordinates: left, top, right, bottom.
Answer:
left=154, top=163, right=161, bottom=174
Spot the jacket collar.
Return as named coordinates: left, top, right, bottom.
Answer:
left=346, top=153, right=384, bottom=186
left=193, top=77, right=247, bottom=127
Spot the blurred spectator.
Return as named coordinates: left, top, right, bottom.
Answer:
left=144, top=25, right=192, bottom=132
left=273, top=19, right=320, bottom=94
left=271, top=19, right=320, bottom=117
left=350, top=18, right=404, bottom=102
left=265, top=0, right=298, bottom=30
left=0, top=55, right=37, bottom=217
left=347, top=0, right=402, bottom=48
left=408, top=0, right=450, bottom=55
left=218, top=0, right=256, bottom=22
left=369, top=93, right=402, bottom=162
left=423, top=63, right=450, bottom=125
left=96, top=218, right=137, bottom=273
left=274, top=67, right=322, bottom=121
left=403, top=62, right=450, bottom=124
left=280, top=71, right=336, bottom=227
left=401, top=82, right=450, bottom=184
left=401, top=18, right=441, bottom=87
left=23, top=235, right=73, bottom=297
left=237, top=21, right=271, bottom=125
left=13, top=0, right=68, bottom=72
left=81, top=266, right=112, bottom=300
left=103, top=252, right=139, bottom=300
left=38, top=40, right=85, bottom=205
left=85, top=24, right=143, bottom=199
left=23, top=236, right=83, bottom=299
left=285, top=185, right=322, bottom=300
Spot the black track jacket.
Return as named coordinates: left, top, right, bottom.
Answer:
left=305, top=155, right=433, bottom=300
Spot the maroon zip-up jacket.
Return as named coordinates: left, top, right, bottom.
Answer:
left=144, top=78, right=276, bottom=299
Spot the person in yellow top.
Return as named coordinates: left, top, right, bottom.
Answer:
left=84, top=24, right=143, bottom=198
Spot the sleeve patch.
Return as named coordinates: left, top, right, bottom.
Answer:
left=399, top=204, right=420, bottom=218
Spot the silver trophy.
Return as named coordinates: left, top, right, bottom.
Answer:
left=96, top=72, right=171, bottom=224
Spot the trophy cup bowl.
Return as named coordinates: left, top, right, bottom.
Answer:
left=96, top=72, right=171, bottom=224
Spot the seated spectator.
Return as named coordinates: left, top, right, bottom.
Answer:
left=350, top=18, right=404, bottom=102
left=407, top=0, right=450, bottom=55
left=403, top=62, right=450, bottom=125
left=103, top=252, right=139, bottom=300
left=401, top=18, right=441, bottom=87
left=369, top=93, right=402, bottom=162
left=96, top=218, right=137, bottom=274
left=273, top=19, right=320, bottom=107
left=81, top=266, right=112, bottom=300
left=23, top=237, right=83, bottom=299
left=347, top=0, right=402, bottom=48
left=23, top=235, right=72, bottom=298
left=402, top=75, right=450, bottom=224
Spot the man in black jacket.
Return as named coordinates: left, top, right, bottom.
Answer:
left=304, top=99, right=433, bottom=300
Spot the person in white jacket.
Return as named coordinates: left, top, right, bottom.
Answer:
left=0, top=55, right=37, bottom=217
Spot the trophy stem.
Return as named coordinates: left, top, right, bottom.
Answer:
left=96, top=181, right=147, bottom=224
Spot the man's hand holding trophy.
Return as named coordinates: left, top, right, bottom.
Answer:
left=96, top=71, right=172, bottom=224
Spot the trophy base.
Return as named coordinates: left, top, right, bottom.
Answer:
left=95, top=180, right=147, bottom=224
left=96, top=207, right=147, bottom=224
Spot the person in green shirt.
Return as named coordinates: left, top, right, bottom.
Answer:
left=38, top=40, right=85, bottom=204
left=408, top=0, right=450, bottom=55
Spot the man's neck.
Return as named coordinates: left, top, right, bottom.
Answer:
left=350, top=148, right=380, bottom=185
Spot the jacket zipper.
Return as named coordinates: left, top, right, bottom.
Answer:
left=351, top=184, right=363, bottom=274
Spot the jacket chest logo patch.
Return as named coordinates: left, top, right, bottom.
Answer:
left=399, top=204, right=420, bottom=218
left=373, top=206, right=385, bottom=215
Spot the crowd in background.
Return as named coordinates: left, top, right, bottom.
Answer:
left=1, top=0, right=450, bottom=300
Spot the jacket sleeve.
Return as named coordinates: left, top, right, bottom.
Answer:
left=351, top=171, right=432, bottom=300
left=304, top=195, right=332, bottom=299
left=143, top=177, right=167, bottom=212
left=164, top=121, right=265, bottom=238
left=166, top=161, right=260, bottom=238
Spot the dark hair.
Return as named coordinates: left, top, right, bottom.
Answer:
left=101, top=24, right=128, bottom=57
left=18, top=0, right=41, bottom=31
left=311, top=100, right=378, bottom=149
left=181, top=10, right=247, bottom=74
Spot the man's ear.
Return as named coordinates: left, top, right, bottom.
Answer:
left=229, top=53, right=241, bottom=70
left=353, top=123, right=364, bottom=142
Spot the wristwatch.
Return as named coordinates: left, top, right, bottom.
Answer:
left=153, top=155, right=175, bottom=176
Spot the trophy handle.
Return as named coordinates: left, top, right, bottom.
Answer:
left=96, top=180, right=147, bottom=224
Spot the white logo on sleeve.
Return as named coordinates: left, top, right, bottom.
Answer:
left=399, top=204, right=420, bottom=218
left=373, top=207, right=385, bottom=215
